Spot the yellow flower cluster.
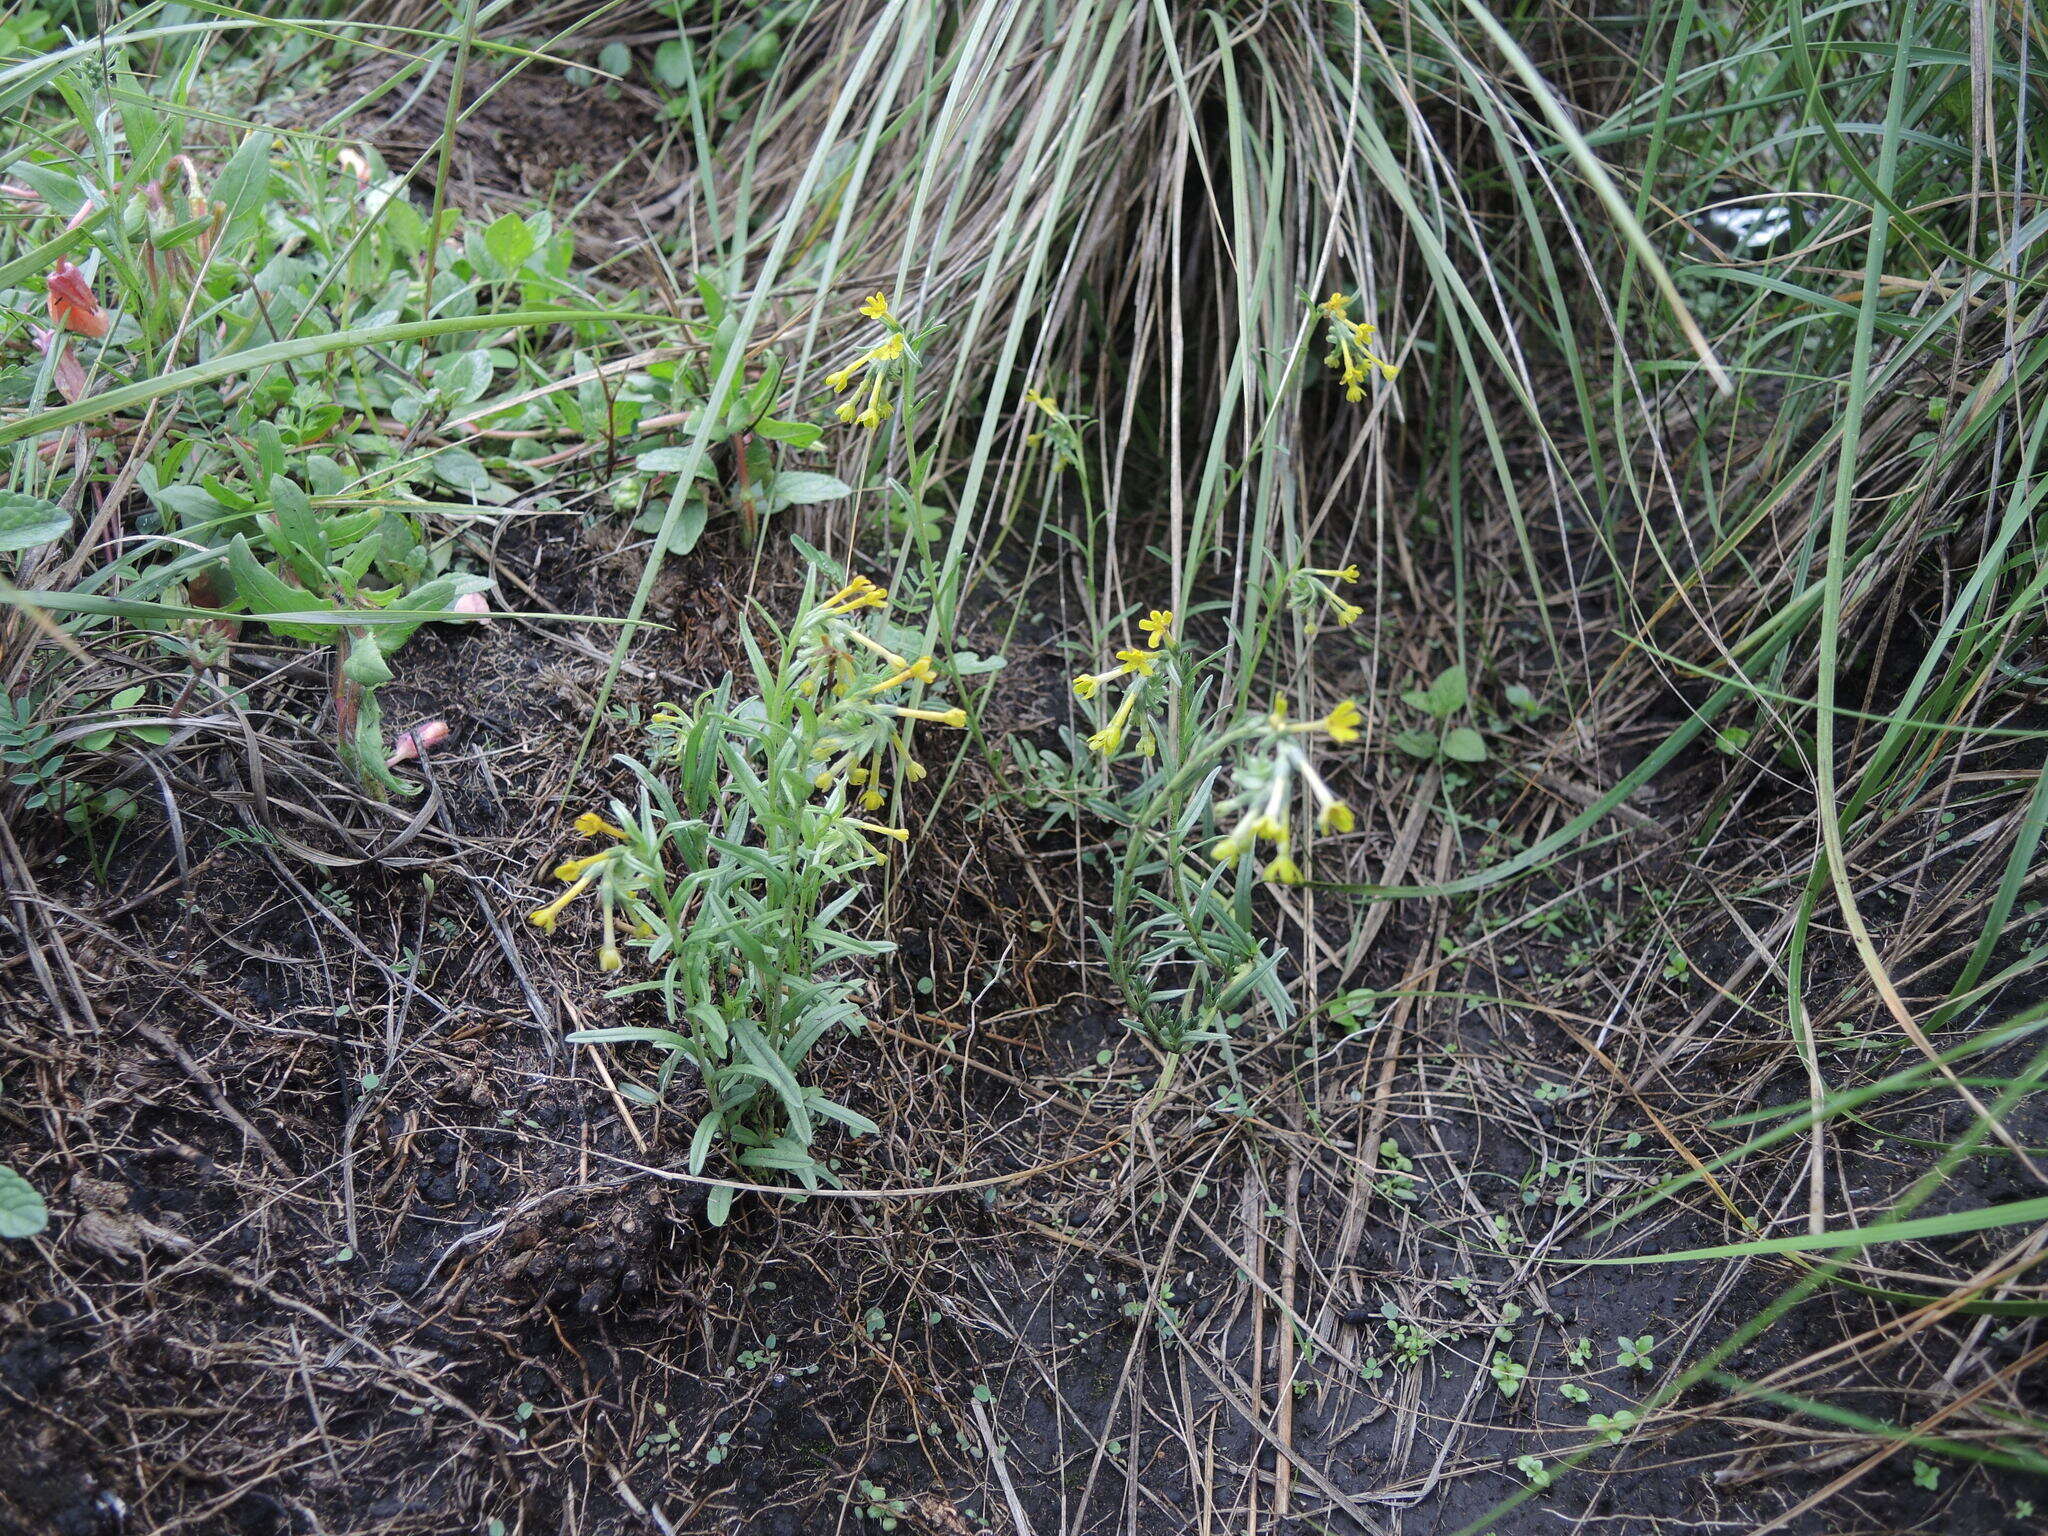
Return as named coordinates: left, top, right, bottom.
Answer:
left=528, top=811, right=653, bottom=970
left=1023, top=387, right=1083, bottom=462
left=829, top=294, right=908, bottom=430
left=1316, top=292, right=1398, bottom=403
left=797, top=574, right=968, bottom=838
left=1073, top=609, right=1174, bottom=757
left=1210, top=699, right=1364, bottom=884
left=1297, top=562, right=1363, bottom=626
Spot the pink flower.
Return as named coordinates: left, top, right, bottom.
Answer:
left=386, top=718, right=451, bottom=768
left=452, top=592, right=492, bottom=622
left=46, top=259, right=111, bottom=339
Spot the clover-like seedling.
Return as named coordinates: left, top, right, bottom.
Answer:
left=1514, top=1454, right=1551, bottom=1490
left=1911, top=1459, right=1940, bottom=1491
left=1616, top=1335, right=1655, bottom=1371
left=1587, top=1409, right=1638, bottom=1444
left=1490, top=1353, right=1527, bottom=1398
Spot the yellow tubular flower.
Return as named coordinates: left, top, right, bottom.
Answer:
left=1087, top=689, right=1139, bottom=756
left=851, top=818, right=909, bottom=842
left=889, top=705, right=967, bottom=727
left=599, top=945, right=623, bottom=972
left=865, top=656, right=938, bottom=695
left=1248, top=757, right=1294, bottom=842
left=1264, top=854, right=1305, bottom=885
left=841, top=627, right=909, bottom=668
left=1072, top=672, right=1103, bottom=700
left=1138, top=608, right=1174, bottom=648
left=1212, top=832, right=1249, bottom=863
left=575, top=811, right=629, bottom=838
left=854, top=374, right=891, bottom=431
left=1287, top=698, right=1364, bottom=743
left=827, top=334, right=903, bottom=395
left=529, top=872, right=596, bottom=933
left=1116, top=648, right=1157, bottom=677
left=824, top=576, right=889, bottom=613
left=1297, top=755, right=1354, bottom=834
left=552, top=851, right=611, bottom=882
left=859, top=291, right=894, bottom=322
left=1319, top=298, right=1397, bottom=403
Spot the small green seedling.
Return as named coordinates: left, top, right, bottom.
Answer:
left=850, top=1479, right=910, bottom=1528
left=1514, top=1454, right=1551, bottom=1490
left=1393, top=665, right=1488, bottom=763
left=1587, top=1410, right=1638, bottom=1444
left=1615, top=1335, right=1655, bottom=1371
left=1490, top=1353, right=1527, bottom=1398
left=1911, top=1458, right=1940, bottom=1491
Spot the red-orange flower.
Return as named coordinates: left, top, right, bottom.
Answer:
left=46, top=259, right=111, bottom=338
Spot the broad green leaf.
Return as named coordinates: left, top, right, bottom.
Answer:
left=755, top=417, right=822, bottom=448
left=435, top=350, right=495, bottom=405
left=766, top=471, right=853, bottom=512
left=661, top=500, right=708, bottom=556
left=636, top=447, right=716, bottom=477
left=212, top=130, right=273, bottom=230
left=1403, top=665, right=1468, bottom=718
left=371, top=572, right=493, bottom=655
left=0, top=1163, right=45, bottom=1239
left=0, top=492, right=68, bottom=553
left=265, top=474, right=328, bottom=584
left=1442, top=727, right=1489, bottom=762
left=224, top=535, right=339, bottom=643
left=481, top=214, right=536, bottom=272
left=653, top=38, right=691, bottom=87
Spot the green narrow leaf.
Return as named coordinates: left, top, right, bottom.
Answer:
left=1578, top=1195, right=2048, bottom=1266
